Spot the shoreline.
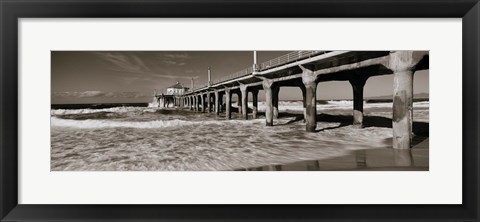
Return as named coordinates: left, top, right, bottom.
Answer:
left=51, top=104, right=429, bottom=171
left=197, top=107, right=429, bottom=171
left=237, top=138, right=429, bottom=171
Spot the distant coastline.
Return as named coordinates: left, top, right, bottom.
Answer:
left=365, top=92, right=429, bottom=103
left=365, top=98, right=429, bottom=103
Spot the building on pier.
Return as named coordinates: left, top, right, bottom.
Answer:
left=154, top=81, right=189, bottom=107
left=166, top=81, right=189, bottom=96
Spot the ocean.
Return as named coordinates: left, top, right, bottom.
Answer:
left=51, top=100, right=429, bottom=171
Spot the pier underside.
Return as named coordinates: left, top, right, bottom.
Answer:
left=169, top=51, right=428, bottom=149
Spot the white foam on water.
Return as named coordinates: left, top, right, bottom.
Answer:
left=51, top=106, right=144, bottom=115
left=252, top=101, right=428, bottom=112
left=142, top=108, right=161, bottom=113
left=413, top=101, right=430, bottom=108
left=50, top=100, right=429, bottom=171
left=147, top=102, right=159, bottom=108
left=51, top=117, right=264, bottom=129
left=52, top=101, right=428, bottom=116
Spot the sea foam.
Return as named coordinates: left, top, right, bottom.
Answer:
left=51, top=106, right=157, bottom=116
left=51, top=117, right=264, bottom=129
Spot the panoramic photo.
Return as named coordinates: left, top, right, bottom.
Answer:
left=51, top=50, right=429, bottom=171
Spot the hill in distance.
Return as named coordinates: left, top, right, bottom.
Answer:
left=366, top=92, right=429, bottom=100
left=364, top=93, right=429, bottom=103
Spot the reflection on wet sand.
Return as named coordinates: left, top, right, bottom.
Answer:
left=239, top=138, right=428, bottom=171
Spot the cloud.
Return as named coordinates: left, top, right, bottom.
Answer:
left=160, top=53, right=189, bottom=66
left=162, top=60, right=186, bottom=66
left=94, top=52, right=197, bottom=81
left=162, top=53, right=190, bottom=59
left=52, top=91, right=148, bottom=99
left=94, top=52, right=151, bottom=74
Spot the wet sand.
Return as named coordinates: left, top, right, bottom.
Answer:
left=237, top=109, right=429, bottom=171
left=239, top=139, right=428, bottom=171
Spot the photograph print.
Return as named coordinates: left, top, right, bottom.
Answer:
left=51, top=50, right=429, bottom=171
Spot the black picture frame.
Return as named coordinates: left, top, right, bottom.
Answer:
left=1, top=0, right=479, bottom=221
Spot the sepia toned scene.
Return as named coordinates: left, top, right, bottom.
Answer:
left=51, top=51, right=429, bottom=171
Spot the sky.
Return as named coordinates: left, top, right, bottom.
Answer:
left=51, top=51, right=429, bottom=104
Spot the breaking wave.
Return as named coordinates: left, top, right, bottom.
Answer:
left=52, top=101, right=429, bottom=116
left=51, top=107, right=143, bottom=116
left=51, top=117, right=264, bottom=129
left=50, top=100, right=429, bottom=171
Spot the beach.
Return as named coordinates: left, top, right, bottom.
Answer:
left=51, top=100, right=429, bottom=171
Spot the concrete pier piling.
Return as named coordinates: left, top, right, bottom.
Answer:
left=206, top=92, right=211, bottom=113
left=200, top=94, right=205, bottom=113
left=193, top=95, right=196, bottom=111
left=240, top=85, right=248, bottom=120
left=205, top=94, right=209, bottom=112
left=300, top=85, right=307, bottom=123
left=219, top=93, right=223, bottom=112
left=349, top=76, right=368, bottom=128
left=300, top=65, right=317, bottom=132
left=252, top=90, right=259, bottom=119
left=225, top=88, right=232, bottom=119
left=273, top=87, right=280, bottom=119
left=173, top=51, right=428, bottom=149
left=214, top=91, right=220, bottom=115
left=236, top=92, right=242, bottom=115
left=263, top=79, right=274, bottom=126
left=194, top=96, right=197, bottom=112
left=197, top=95, right=200, bottom=111
left=190, top=96, right=193, bottom=110
left=389, top=51, right=420, bottom=149
left=392, top=70, right=414, bottom=149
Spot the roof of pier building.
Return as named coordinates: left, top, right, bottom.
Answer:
left=166, top=81, right=189, bottom=96
left=168, top=81, right=187, bottom=89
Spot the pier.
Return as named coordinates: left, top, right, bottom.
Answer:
left=158, top=51, right=429, bottom=149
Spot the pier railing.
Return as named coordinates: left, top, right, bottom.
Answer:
left=212, top=66, right=254, bottom=85
left=192, top=50, right=327, bottom=91
left=259, top=50, right=326, bottom=70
